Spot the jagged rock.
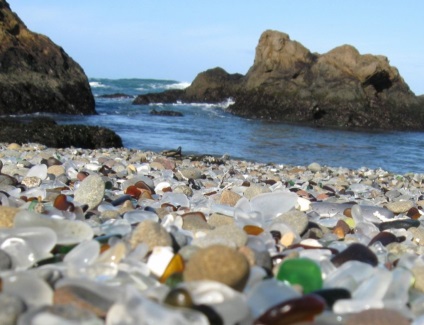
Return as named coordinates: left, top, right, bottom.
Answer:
left=0, top=117, right=122, bottom=149
left=134, top=30, right=424, bottom=130
left=0, top=0, right=95, bottom=115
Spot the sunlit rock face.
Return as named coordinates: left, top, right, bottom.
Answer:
left=135, top=29, right=424, bottom=130
left=0, top=0, right=95, bottom=115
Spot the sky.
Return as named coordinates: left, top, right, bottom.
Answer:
left=7, top=0, right=424, bottom=95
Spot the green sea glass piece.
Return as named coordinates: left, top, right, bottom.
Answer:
left=276, top=258, right=323, bottom=294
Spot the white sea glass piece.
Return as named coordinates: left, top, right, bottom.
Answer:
left=26, top=164, right=48, bottom=180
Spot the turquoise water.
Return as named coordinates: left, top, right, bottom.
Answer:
left=54, top=78, right=424, bottom=174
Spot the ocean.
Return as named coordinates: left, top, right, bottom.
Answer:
left=54, top=78, right=424, bottom=175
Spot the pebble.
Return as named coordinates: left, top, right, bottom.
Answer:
left=0, top=293, right=26, bottom=325
left=129, top=219, right=173, bottom=251
left=2, top=143, right=424, bottom=323
left=220, top=189, right=242, bottom=206
left=183, top=244, right=250, bottom=291
left=74, top=174, right=105, bottom=210
left=0, top=206, right=19, bottom=228
left=385, top=200, right=415, bottom=213
left=273, top=210, right=309, bottom=235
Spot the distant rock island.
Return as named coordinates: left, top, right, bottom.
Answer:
left=134, top=30, right=424, bottom=130
left=0, top=0, right=95, bottom=115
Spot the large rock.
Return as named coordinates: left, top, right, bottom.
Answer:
left=0, top=117, right=122, bottom=149
left=134, top=30, right=424, bottom=130
left=0, top=0, right=95, bottom=115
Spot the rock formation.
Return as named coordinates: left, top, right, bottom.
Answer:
left=0, top=117, right=122, bottom=149
left=134, top=30, right=424, bottom=130
left=0, top=0, right=95, bottom=115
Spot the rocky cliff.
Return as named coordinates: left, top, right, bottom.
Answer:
left=0, top=0, right=95, bottom=115
left=134, top=30, right=424, bottom=130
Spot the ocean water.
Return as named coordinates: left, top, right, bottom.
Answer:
left=54, top=78, right=424, bottom=174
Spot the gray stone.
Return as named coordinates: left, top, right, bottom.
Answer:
left=0, top=249, right=12, bottom=271
left=273, top=210, right=309, bottom=235
left=385, top=200, right=414, bottom=214
left=129, top=219, right=173, bottom=251
left=74, top=174, right=105, bottom=210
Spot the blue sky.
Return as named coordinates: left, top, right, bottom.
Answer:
left=8, top=0, right=424, bottom=95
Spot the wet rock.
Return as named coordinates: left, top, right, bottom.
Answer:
left=184, top=245, right=250, bottom=291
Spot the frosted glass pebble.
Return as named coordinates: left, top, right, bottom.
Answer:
left=155, top=181, right=171, bottom=194
left=26, top=164, right=48, bottom=180
left=123, top=210, right=159, bottom=224
left=14, top=210, right=94, bottom=245
left=0, top=226, right=57, bottom=261
left=352, top=268, right=392, bottom=300
left=2, top=272, right=53, bottom=307
left=100, top=219, right=132, bottom=237
left=245, top=278, right=300, bottom=318
left=161, top=192, right=190, bottom=208
left=183, top=280, right=252, bottom=324
left=64, top=239, right=100, bottom=266
left=106, top=287, right=208, bottom=325
left=147, top=246, right=174, bottom=278
left=0, top=237, right=36, bottom=269
left=250, top=191, right=298, bottom=220
left=85, top=163, right=102, bottom=171
left=333, top=298, right=384, bottom=314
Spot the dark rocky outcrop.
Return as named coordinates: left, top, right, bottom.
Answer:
left=99, top=93, right=134, bottom=99
left=0, top=117, right=122, bottom=148
left=0, top=0, right=95, bottom=115
left=134, top=30, right=424, bottom=130
left=150, top=109, right=183, bottom=117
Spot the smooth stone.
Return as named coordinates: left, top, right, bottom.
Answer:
left=308, top=162, right=322, bottom=172
left=192, top=224, right=248, bottom=248
left=276, top=258, right=323, bottom=294
left=385, top=200, right=415, bottom=214
left=0, top=293, right=26, bottom=325
left=410, top=227, right=424, bottom=246
left=0, top=206, right=19, bottom=228
left=47, top=165, right=66, bottom=177
left=183, top=245, right=250, bottom=291
left=243, top=185, right=271, bottom=200
left=14, top=211, right=94, bottom=245
left=18, top=304, right=103, bottom=325
left=345, top=308, right=410, bottom=325
left=179, top=168, right=202, bottom=180
left=378, top=218, right=420, bottom=231
left=0, top=248, right=12, bottom=271
left=273, top=210, right=309, bottom=235
left=220, top=189, right=242, bottom=207
left=254, top=294, right=326, bottom=325
left=129, top=219, right=173, bottom=251
left=207, top=213, right=235, bottom=227
left=7, top=143, right=21, bottom=150
left=331, top=243, right=378, bottom=267
left=173, top=185, right=193, bottom=197
left=74, top=174, right=105, bottom=210
left=182, top=213, right=214, bottom=232
left=0, top=174, right=17, bottom=186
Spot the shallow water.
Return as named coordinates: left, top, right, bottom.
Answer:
left=53, top=78, right=424, bottom=174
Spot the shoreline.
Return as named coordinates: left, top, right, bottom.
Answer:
left=0, top=142, right=424, bottom=323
